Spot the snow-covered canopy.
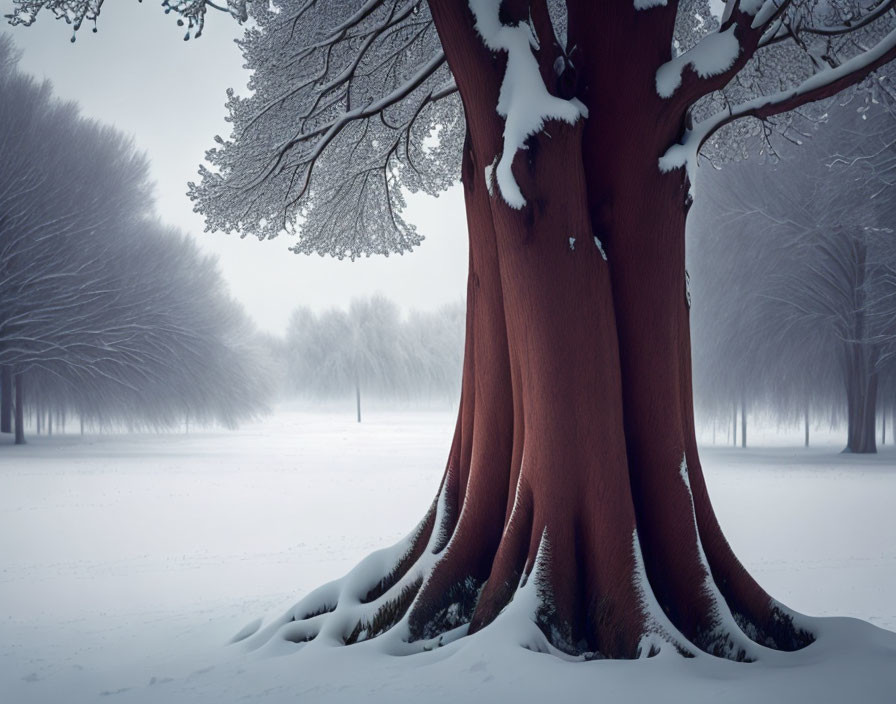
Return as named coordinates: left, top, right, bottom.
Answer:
left=9, top=0, right=896, bottom=254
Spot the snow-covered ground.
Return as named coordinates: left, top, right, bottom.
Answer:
left=1, top=408, right=894, bottom=703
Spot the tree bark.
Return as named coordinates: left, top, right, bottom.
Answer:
left=741, top=396, right=747, bottom=449
left=259, top=1, right=813, bottom=660
left=356, top=381, right=361, bottom=424
left=14, top=373, right=25, bottom=445
left=1, top=366, right=11, bottom=434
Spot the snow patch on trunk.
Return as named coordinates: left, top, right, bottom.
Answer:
left=484, top=156, right=497, bottom=196
left=468, top=0, right=587, bottom=209
left=658, top=136, right=698, bottom=199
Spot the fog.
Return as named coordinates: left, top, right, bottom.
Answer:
left=689, top=98, right=896, bottom=452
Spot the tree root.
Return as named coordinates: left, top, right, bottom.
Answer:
left=234, top=456, right=816, bottom=662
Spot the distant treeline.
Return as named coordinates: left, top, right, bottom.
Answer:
left=0, top=36, right=272, bottom=444
left=281, top=295, right=464, bottom=420
left=689, top=100, right=896, bottom=453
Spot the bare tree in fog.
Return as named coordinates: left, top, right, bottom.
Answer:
left=399, top=303, right=464, bottom=400
left=691, top=102, right=896, bottom=452
left=0, top=39, right=270, bottom=443
left=346, top=296, right=403, bottom=422
left=285, top=295, right=462, bottom=420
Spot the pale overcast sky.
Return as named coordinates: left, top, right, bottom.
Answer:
left=2, top=3, right=468, bottom=335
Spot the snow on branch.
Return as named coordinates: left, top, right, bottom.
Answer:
left=468, top=0, right=587, bottom=209
left=188, top=0, right=461, bottom=259
left=656, top=24, right=741, bottom=98
left=661, top=2, right=896, bottom=189
left=800, top=0, right=896, bottom=38
left=658, top=0, right=792, bottom=103
left=6, top=3, right=462, bottom=259
left=663, top=21, right=896, bottom=180
left=6, top=0, right=248, bottom=40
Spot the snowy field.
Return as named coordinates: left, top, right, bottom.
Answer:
left=1, top=408, right=895, bottom=703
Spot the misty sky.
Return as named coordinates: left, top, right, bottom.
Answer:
left=1, top=2, right=468, bottom=335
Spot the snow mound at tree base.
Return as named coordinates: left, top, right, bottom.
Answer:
left=224, top=614, right=894, bottom=704
left=13, top=615, right=893, bottom=704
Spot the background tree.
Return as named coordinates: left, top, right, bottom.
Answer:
left=284, top=296, right=463, bottom=414
left=12, top=0, right=896, bottom=660
left=398, top=302, right=464, bottom=400
left=690, top=101, right=896, bottom=453
left=0, top=37, right=271, bottom=443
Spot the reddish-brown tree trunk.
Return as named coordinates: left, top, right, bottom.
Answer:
left=252, top=1, right=812, bottom=660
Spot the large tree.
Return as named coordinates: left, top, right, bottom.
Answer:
left=11, top=0, right=896, bottom=660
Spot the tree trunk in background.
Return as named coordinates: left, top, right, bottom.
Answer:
left=881, top=404, right=885, bottom=446
left=805, top=404, right=810, bottom=448
left=14, top=373, right=25, bottom=445
left=843, top=346, right=877, bottom=454
left=48, top=411, right=52, bottom=436
left=741, top=396, right=747, bottom=449
left=80, top=416, right=84, bottom=436
left=1, top=366, right=11, bottom=434
left=36, top=407, right=41, bottom=435
left=356, top=382, right=361, bottom=424
left=732, top=401, right=737, bottom=447
left=280, top=2, right=813, bottom=660
left=843, top=237, right=877, bottom=454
